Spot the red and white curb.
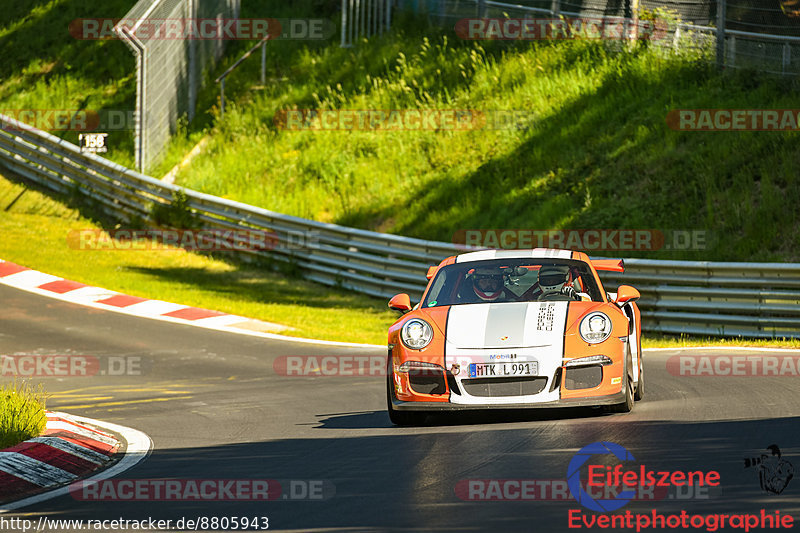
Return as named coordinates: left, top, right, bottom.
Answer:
left=0, top=259, right=381, bottom=348
left=0, top=411, right=151, bottom=510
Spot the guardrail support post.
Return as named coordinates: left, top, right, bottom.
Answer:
left=672, top=26, right=681, bottom=50
left=783, top=42, right=791, bottom=74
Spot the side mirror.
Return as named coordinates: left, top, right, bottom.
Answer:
left=388, top=293, right=412, bottom=313
left=426, top=266, right=438, bottom=280
left=615, top=285, right=640, bottom=306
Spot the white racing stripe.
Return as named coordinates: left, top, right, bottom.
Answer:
left=455, top=248, right=573, bottom=263
left=446, top=302, right=568, bottom=349
left=445, top=302, right=569, bottom=405
left=445, top=304, right=491, bottom=348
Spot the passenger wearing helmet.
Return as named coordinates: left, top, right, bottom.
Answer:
left=470, top=268, right=506, bottom=302
left=537, top=265, right=580, bottom=301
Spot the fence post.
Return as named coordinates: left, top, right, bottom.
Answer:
left=716, top=0, right=726, bottom=69
left=354, top=0, right=361, bottom=43
left=477, top=0, right=487, bottom=18
left=630, top=0, right=639, bottom=42
left=551, top=0, right=560, bottom=17
left=188, top=0, right=196, bottom=122
left=361, top=0, right=367, bottom=38
left=367, top=0, right=373, bottom=39
left=261, top=42, right=266, bottom=84
left=341, top=0, right=348, bottom=46
left=219, top=78, right=225, bottom=120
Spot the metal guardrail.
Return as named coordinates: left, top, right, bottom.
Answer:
left=599, top=261, right=800, bottom=338
left=1, top=113, right=798, bottom=339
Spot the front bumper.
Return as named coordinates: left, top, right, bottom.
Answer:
left=389, top=389, right=627, bottom=411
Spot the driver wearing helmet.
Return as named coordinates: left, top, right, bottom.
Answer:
left=469, top=268, right=507, bottom=302
left=537, top=265, right=580, bottom=301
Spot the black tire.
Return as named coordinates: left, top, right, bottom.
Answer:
left=634, top=357, right=644, bottom=401
left=607, top=349, right=634, bottom=414
left=386, top=371, right=427, bottom=426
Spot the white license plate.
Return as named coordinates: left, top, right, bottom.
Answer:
left=468, top=362, right=538, bottom=378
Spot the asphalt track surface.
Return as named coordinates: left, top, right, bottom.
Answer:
left=2, top=283, right=800, bottom=532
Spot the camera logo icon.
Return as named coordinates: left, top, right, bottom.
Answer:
left=744, top=445, right=794, bottom=495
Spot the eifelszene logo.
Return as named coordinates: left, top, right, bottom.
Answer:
left=568, top=441, right=637, bottom=511
left=567, top=441, right=721, bottom=511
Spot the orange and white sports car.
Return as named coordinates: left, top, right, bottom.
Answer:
left=386, top=249, right=643, bottom=425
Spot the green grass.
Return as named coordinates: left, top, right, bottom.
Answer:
left=2, top=2, right=799, bottom=347
left=641, top=334, right=800, bottom=349
left=0, top=381, right=47, bottom=450
left=2, top=2, right=798, bottom=263
left=2, top=171, right=798, bottom=347
left=0, top=170, right=397, bottom=345
left=153, top=6, right=800, bottom=262
left=0, top=0, right=138, bottom=168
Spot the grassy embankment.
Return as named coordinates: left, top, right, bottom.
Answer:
left=161, top=7, right=800, bottom=263
left=0, top=1, right=797, bottom=346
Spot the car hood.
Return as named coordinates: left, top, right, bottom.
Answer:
left=439, top=301, right=571, bottom=349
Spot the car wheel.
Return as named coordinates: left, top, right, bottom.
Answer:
left=386, top=370, right=427, bottom=426
left=634, top=357, right=644, bottom=401
left=607, top=349, right=634, bottom=414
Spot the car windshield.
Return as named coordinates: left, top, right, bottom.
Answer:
left=421, top=259, right=604, bottom=307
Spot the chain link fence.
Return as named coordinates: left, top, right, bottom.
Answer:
left=385, top=0, right=800, bottom=74
left=116, top=0, right=240, bottom=173
left=341, top=0, right=395, bottom=46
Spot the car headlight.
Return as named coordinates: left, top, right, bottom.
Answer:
left=398, top=361, right=442, bottom=372
left=579, top=312, right=612, bottom=344
left=401, top=319, right=433, bottom=350
left=565, top=355, right=613, bottom=367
